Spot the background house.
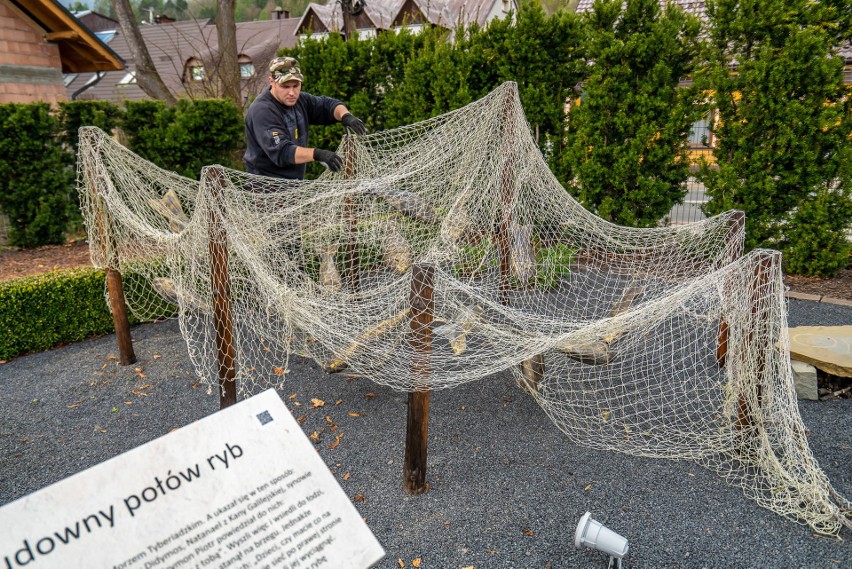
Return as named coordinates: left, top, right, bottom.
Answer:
left=295, top=0, right=518, bottom=40
left=0, top=0, right=122, bottom=104
left=66, top=14, right=301, bottom=104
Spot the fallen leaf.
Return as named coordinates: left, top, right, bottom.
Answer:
left=345, top=376, right=357, bottom=381
left=461, top=566, right=474, bottom=569
left=366, top=392, right=376, bottom=399
left=412, top=559, right=421, bottom=567
left=134, top=367, right=142, bottom=373
left=342, top=472, right=350, bottom=480
left=106, top=354, right=117, bottom=360
left=348, top=412, right=361, bottom=417
left=522, top=528, right=534, bottom=537
left=354, top=494, right=366, bottom=503
left=289, top=393, right=298, bottom=399
left=293, top=402, right=302, bottom=407
left=0, top=360, right=7, bottom=364
left=327, top=433, right=345, bottom=450
left=397, top=559, right=405, bottom=568
left=335, top=399, right=343, bottom=405
left=485, top=550, right=497, bottom=554
left=95, top=425, right=107, bottom=433
left=460, top=406, right=466, bottom=410
left=296, top=415, right=308, bottom=425
left=326, top=416, right=334, bottom=424
left=124, top=401, right=133, bottom=405
left=152, top=354, right=161, bottom=359
left=584, top=484, right=592, bottom=491
left=309, top=431, right=320, bottom=443
left=274, top=367, right=286, bottom=376
left=310, top=398, right=325, bottom=409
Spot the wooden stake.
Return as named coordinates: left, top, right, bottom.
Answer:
left=404, top=264, right=434, bottom=495
left=495, top=84, right=544, bottom=392
left=717, top=211, right=745, bottom=368
left=343, top=135, right=360, bottom=293
left=206, top=167, right=237, bottom=408
left=83, top=132, right=135, bottom=365
left=737, top=253, right=775, bottom=430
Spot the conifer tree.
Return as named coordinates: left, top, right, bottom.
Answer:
left=566, top=0, right=703, bottom=227
left=699, top=0, right=851, bottom=275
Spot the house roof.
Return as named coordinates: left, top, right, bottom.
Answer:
left=296, top=0, right=514, bottom=35
left=10, top=0, right=123, bottom=73
left=67, top=17, right=300, bottom=102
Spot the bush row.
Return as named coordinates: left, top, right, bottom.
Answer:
left=0, top=268, right=121, bottom=360
left=0, top=99, right=243, bottom=247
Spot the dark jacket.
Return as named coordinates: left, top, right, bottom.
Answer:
left=243, top=86, right=343, bottom=179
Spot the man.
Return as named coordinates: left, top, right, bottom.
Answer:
left=243, top=56, right=367, bottom=179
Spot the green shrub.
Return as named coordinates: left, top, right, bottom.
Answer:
left=0, top=268, right=115, bottom=359
left=699, top=0, right=852, bottom=274
left=0, top=104, right=75, bottom=247
left=123, top=99, right=244, bottom=179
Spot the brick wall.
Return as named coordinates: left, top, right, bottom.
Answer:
left=0, top=2, right=66, bottom=103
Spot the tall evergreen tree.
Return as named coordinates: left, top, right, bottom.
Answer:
left=565, top=0, right=703, bottom=227
left=699, top=0, right=852, bottom=275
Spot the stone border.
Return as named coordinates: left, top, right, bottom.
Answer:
left=785, top=291, right=852, bottom=307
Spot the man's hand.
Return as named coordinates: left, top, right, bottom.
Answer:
left=313, top=148, right=343, bottom=172
left=341, top=113, right=367, bottom=135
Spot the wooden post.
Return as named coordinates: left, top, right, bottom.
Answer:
left=83, top=133, right=136, bottom=365
left=404, top=264, right=434, bottom=495
left=343, top=135, right=360, bottom=293
left=736, top=252, right=775, bottom=430
left=717, top=211, right=745, bottom=368
left=495, top=84, right=544, bottom=392
left=106, top=268, right=136, bottom=365
left=496, top=85, right=517, bottom=306
left=206, top=167, right=237, bottom=409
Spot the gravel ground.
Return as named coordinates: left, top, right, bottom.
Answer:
left=1, top=300, right=850, bottom=569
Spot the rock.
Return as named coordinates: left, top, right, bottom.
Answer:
left=787, top=326, right=852, bottom=378
left=790, top=360, right=818, bottom=401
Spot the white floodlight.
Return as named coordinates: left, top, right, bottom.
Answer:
left=575, top=511, right=630, bottom=569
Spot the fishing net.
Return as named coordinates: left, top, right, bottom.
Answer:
left=77, top=82, right=850, bottom=535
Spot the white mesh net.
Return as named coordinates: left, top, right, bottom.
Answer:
left=77, top=82, right=850, bottom=536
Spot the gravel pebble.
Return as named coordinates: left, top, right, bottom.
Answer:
left=1, top=301, right=850, bottom=568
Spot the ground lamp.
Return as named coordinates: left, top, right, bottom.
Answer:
left=575, top=511, right=630, bottom=569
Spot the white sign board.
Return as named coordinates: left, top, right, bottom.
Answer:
left=0, top=389, right=385, bottom=569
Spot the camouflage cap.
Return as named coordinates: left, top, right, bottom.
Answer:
left=269, top=56, right=304, bottom=84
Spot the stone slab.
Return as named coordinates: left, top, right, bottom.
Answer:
left=791, top=360, right=819, bottom=401
left=785, top=291, right=822, bottom=302
left=0, top=389, right=385, bottom=569
left=788, top=326, right=852, bottom=378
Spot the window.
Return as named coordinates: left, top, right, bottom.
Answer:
left=191, top=65, right=205, bottom=81
left=117, top=71, right=136, bottom=86
left=185, top=58, right=205, bottom=82
left=688, top=111, right=714, bottom=147
left=239, top=55, right=254, bottom=78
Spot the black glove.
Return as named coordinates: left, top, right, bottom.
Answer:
left=313, top=148, right=343, bottom=172
left=341, top=113, right=367, bottom=135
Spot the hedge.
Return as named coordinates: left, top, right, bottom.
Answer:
left=0, top=268, right=121, bottom=360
